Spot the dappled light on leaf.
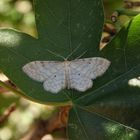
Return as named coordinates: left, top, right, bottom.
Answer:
left=103, top=122, right=139, bottom=140
left=0, top=30, right=21, bottom=47
left=128, top=77, right=140, bottom=88
left=68, top=106, right=140, bottom=140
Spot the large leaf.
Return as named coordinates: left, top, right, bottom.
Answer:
left=67, top=14, right=140, bottom=139
left=76, top=15, right=140, bottom=106
left=0, top=0, right=104, bottom=104
left=35, top=0, right=104, bottom=56
left=68, top=106, right=140, bottom=140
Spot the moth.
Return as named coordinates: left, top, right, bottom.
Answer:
left=22, top=57, right=110, bottom=93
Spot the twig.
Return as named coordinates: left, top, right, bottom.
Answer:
left=100, top=23, right=117, bottom=49
left=116, top=9, right=140, bottom=16
left=124, top=0, right=140, bottom=8
left=21, top=106, right=71, bottom=140
left=0, top=103, right=16, bottom=124
left=0, top=80, right=24, bottom=96
left=0, top=80, right=16, bottom=93
left=103, top=24, right=117, bottom=36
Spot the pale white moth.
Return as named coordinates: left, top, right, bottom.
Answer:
left=22, top=49, right=110, bottom=94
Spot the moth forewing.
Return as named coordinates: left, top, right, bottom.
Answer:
left=22, top=57, right=110, bottom=94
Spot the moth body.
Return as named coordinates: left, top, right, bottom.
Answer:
left=22, top=57, right=111, bottom=94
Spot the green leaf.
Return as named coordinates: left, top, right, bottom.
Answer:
left=68, top=106, right=140, bottom=140
left=68, top=14, right=140, bottom=137
left=75, top=14, right=140, bottom=106
left=0, top=0, right=104, bottom=104
left=0, top=29, right=69, bottom=104
left=34, top=0, right=104, bottom=56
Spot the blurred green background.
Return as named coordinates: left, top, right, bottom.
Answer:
left=0, top=0, right=124, bottom=36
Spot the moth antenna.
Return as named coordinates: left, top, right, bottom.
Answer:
left=45, top=44, right=84, bottom=61
left=75, top=50, right=88, bottom=60
left=65, top=44, right=82, bottom=60
left=46, top=49, right=66, bottom=60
